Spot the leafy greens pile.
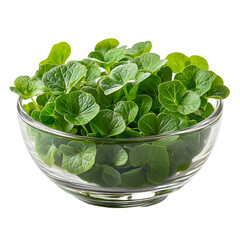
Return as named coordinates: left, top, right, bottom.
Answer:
left=11, top=39, right=230, bottom=188
left=10, top=38, right=229, bottom=138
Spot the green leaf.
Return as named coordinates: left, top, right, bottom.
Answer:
left=79, top=58, right=97, bottom=67
left=174, top=65, right=212, bottom=96
left=207, top=84, right=230, bottom=99
left=157, top=66, right=172, bottom=82
left=121, top=167, right=145, bottom=188
left=96, top=145, right=128, bottom=166
left=125, top=41, right=152, bottom=57
left=99, top=63, right=138, bottom=95
left=40, top=42, right=71, bottom=66
left=134, top=53, right=167, bottom=73
left=209, top=73, right=224, bottom=88
left=161, top=109, right=188, bottom=129
left=35, top=132, right=62, bottom=167
left=205, top=73, right=230, bottom=99
left=90, top=110, right=126, bottom=137
left=158, top=80, right=200, bottom=114
left=88, top=51, right=104, bottom=61
left=79, top=164, right=121, bottom=188
left=167, top=139, right=191, bottom=175
left=23, top=102, right=38, bottom=115
left=95, top=85, right=118, bottom=109
left=40, top=102, right=74, bottom=132
left=134, top=95, right=153, bottom=120
left=190, top=55, right=209, bottom=70
left=202, top=102, right=215, bottom=118
left=55, top=91, right=100, bottom=125
left=165, top=52, right=190, bottom=73
left=81, top=86, right=98, bottom=100
left=138, top=113, right=181, bottom=136
left=114, top=101, right=139, bottom=125
left=187, top=120, right=198, bottom=127
left=152, top=135, right=179, bottom=147
left=42, top=62, right=86, bottom=94
left=31, top=110, right=41, bottom=122
left=35, top=63, right=56, bottom=79
left=94, top=38, right=119, bottom=55
left=59, top=141, right=96, bottom=174
left=137, top=74, right=161, bottom=97
left=158, top=80, right=185, bottom=112
left=10, top=76, right=44, bottom=99
left=85, top=65, right=101, bottom=87
left=129, top=144, right=169, bottom=184
left=128, top=72, right=151, bottom=99
left=36, top=92, right=56, bottom=107
left=178, top=91, right=201, bottom=115
left=150, top=97, right=162, bottom=113
left=104, top=48, right=124, bottom=62
left=115, top=129, right=142, bottom=138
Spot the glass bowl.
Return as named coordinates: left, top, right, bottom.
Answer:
left=17, top=98, right=223, bottom=207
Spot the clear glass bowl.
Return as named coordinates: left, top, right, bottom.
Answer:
left=17, top=98, right=223, bottom=207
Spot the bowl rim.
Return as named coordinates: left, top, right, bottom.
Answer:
left=17, top=97, right=223, bottom=142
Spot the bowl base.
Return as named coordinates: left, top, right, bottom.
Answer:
left=76, top=194, right=167, bottom=208
left=61, top=187, right=168, bottom=208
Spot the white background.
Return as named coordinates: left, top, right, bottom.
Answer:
left=1, top=0, right=239, bottom=239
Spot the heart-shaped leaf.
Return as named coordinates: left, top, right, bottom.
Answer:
left=35, top=63, right=57, bottom=79
left=158, top=80, right=185, bottom=112
left=99, top=63, right=138, bottom=95
left=167, top=139, right=192, bottom=175
left=134, top=53, right=167, bottom=73
left=134, top=94, right=153, bottom=120
left=40, top=42, right=71, bottom=66
left=94, top=38, right=119, bottom=56
left=43, top=62, right=86, bottom=94
left=189, top=55, right=209, bottom=70
left=23, top=102, right=39, bottom=115
left=90, top=110, right=126, bottom=137
left=96, top=145, right=128, bottom=166
left=121, top=167, right=145, bottom=188
left=174, top=65, right=212, bottom=96
left=138, top=113, right=181, bottom=136
left=129, top=144, right=169, bottom=184
left=104, top=48, right=124, bottom=62
left=178, top=91, right=201, bottom=115
left=161, top=109, right=188, bottom=129
left=59, top=141, right=96, bottom=174
left=158, top=80, right=201, bottom=115
left=79, top=164, right=121, bottom=188
left=10, top=76, right=44, bottom=99
left=35, top=132, right=62, bottom=167
left=40, top=102, right=74, bottom=132
left=36, top=92, right=56, bottom=107
left=206, top=85, right=230, bottom=99
left=125, top=41, right=152, bottom=57
left=137, top=74, right=161, bottom=97
left=205, top=73, right=230, bottom=99
left=157, top=66, right=172, bottom=82
left=115, top=129, right=142, bottom=138
left=165, top=52, right=190, bottom=73
left=128, top=72, right=151, bottom=99
left=55, top=91, right=100, bottom=125
left=85, top=65, right=101, bottom=87
left=114, top=101, right=139, bottom=125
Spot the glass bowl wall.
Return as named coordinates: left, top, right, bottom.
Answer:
left=17, top=98, right=223, bottom=207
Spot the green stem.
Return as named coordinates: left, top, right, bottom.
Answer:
left=82, top=125, right=89, bottom=135
left=105, top=67, right=111, bottom=75
left=31, top=97, right=40, bottom=110
left=123, top=86, right=130, bottom=101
